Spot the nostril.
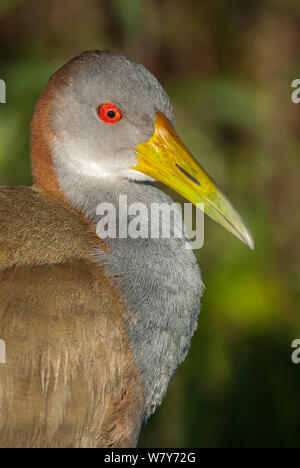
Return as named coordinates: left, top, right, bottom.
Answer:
left=175, top=164, right=201, bottom=186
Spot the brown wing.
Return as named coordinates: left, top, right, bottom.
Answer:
left=0, top=187, right=144, bottom=448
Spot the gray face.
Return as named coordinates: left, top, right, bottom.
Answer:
left=49, top=51, right=175, bottom=181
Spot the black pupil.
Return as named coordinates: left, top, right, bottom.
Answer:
left=107, top=109, right=116, bottom=119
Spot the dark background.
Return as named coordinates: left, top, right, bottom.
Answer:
left=0, top=0, right=300, bottom=448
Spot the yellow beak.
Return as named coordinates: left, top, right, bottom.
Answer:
left=133, top=112, right=254, bottom=249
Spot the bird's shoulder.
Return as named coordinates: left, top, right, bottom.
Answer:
left=0, top=186, right=102, bottom=269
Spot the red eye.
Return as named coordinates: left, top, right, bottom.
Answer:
left=97, top=103, right=122, bottom=124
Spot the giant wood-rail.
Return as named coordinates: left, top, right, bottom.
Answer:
left=0, top=51, right=253, bottom=448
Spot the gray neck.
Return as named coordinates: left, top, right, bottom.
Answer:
left=57, top=172, right=204, bottom=418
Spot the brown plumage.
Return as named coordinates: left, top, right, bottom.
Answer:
left=0, top=187, right=144, bottom=447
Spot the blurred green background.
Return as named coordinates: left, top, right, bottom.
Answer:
left=0, top=0, right=300, bottom=448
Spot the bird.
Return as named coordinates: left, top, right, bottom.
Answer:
left=0, top=50, right=254, bottom=448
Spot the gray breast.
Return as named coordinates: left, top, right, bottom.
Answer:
left=93, top=181, right=204, bottom=419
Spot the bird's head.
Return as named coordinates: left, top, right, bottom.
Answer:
left=31, top=50, right=254, bottom=249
